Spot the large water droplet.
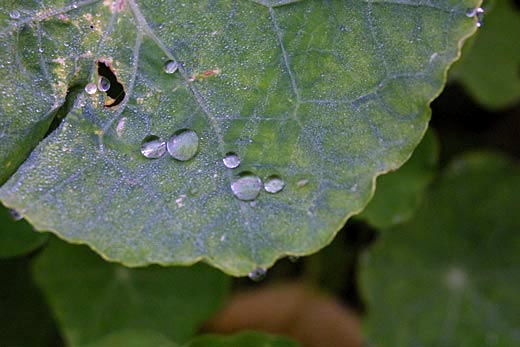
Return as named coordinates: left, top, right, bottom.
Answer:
left=231, top=172, right=262, bottom=201
left=140, top=135, right=166, bottom=159
left=9, top=209, right=22, bottom=221
left=97, top=76, right=110, bottom=92
left=166, top=129, right=199, bottom=161
left=264, top=175, right=285, bottom=194
left=163, top=60, right=178, bottom=74
left=84, top=82, right=97, bottom=95
left=223, top=152, right=240, bottom=169
left=248, top=267, right=267, bottom=282
left=9, top=10, right=20, bottom=19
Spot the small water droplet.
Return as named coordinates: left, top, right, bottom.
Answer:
left=231, top=172, right=262, bottom=201
left=248, top=267, right=267, bottom=282
left=223, top=152, right=240, bottom=169
left=288, top=256, right=299, bottom=263
left=166, top=129, right=199, bottom=161
left=140, top=135, right=166, bottom=159
left=9, top=209, right=22, bottom=221
left=466, top=7, right=484, bottom=27
left=163, top=60, right=178, bottom=74
left=264, top=175, right=285, bottom=194
left=97, top=76, right=110, bottom=92
left=84, top=82, right=97, bottom=94
left=9, top=10, right=20, bottom=19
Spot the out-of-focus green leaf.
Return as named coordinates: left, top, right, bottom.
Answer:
left=357, top=129, right=439, bottom=229
left=362, top=152, right=520, bottom=346
left=0, top=257, right=61, bottom=347
left=0, top=0, right=481, bottom=275
left=32, top=238, right=231, bottom=346
left=80, top=330, right=177, bottom=347
left=182, top=331, right=299, bottom=347
left=0, top=204, right=48, bottom=258
left=452, top=0, right=520, bottom=110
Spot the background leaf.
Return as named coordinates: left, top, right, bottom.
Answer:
left=0, top=257, right=62, bottom=347
left=0, top=204, right=48, bottom=258
left=451, top=0, right=520, bottom=110
left=0, top=0, right=480, bottom=275
left=357, top=129, right=439, bottom=228
left=182, top=331, right=299, bottom=347
left=79, top=330, right=177, bottom=347
left=33, top=238, right=231, bottom=346
left=362, top=152, right=520, bottom=346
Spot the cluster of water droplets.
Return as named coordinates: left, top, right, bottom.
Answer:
left=84, top=76, right=111, bottom=95
left=466, top=7, right=485, bottom=27
left=140, top=129, right=199, bottom=162
left=222, top=152, right=286, bottom=201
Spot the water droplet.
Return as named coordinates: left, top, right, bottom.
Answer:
left=84, top=82, right=97, bottom=95
left=140, top=135, right=166, bottom=159
left=231, top=172, right=262, bottom=201
left=9, top=10, right=20, bottom=19
left=288, top=256, right=299, bottom=263
left=163, top=60, right=178, bottom=74
left=97, top=77, right=110, bottom=92
left=223, top=152, right=240, bottom=169
left=9, top=209, right=22, bottom=221
left=166, top=129, right=199, bottom=161
left=466, top=7, right=484, bottom=27
left=264, top=175, right=285, bottom=194
left=248, top=267, right=267, bottom=282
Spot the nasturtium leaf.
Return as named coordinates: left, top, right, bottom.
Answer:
left=357, top=129, right=439, bottom=229
left=0, top=204, right=48, bottom=258
left=80, top=330, right=177, bottom=347
left=362, top=152, right=520, bottom=346
left=452, top=0, right=520, bottom=110
left=32, top=238, right=231, bottom=346
left=0, top=0, right=481, bottom=275
left=182, top=331, right=299, bottom=347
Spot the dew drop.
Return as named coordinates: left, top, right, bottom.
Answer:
left=97, top=76, right=110, bottom=92
left=223, top=152, right=240, bottom=169
left=9, top=209, right=22, bottom=221
left=163, top=60, right=178, bottom=74
left=9, top=10, right=20, bottom=19
left=84, top=82, right=97, bottom=95
left=466, top=7, right=484, bottom=27
left=248, top=267, right=267, bottom=282
left=231, top=172, right=262, bottom=201
left=166, top=129, right=199, bottom=161
left=140, top=135, right=166, bottom=159
left=288, top=256, right=299, bottom=263
left=264, top=175, right=285, bottom=194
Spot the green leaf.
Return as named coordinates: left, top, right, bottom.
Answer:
left=362, top=152, right=520, bottom=346
left=0, top=0, right=481, bottom=275
left=182, top=331, right=299, bottom=347
left=80, top=330, right=177, bottom=347
left=33, top=238, right=231, bottom=346
left=452, top=0, right=520, bottom=110
left=0, top=257, right=61, bottom=347
left=0, top=204, right=48, bottom=258
left=357, top=129, right=439, bottom=228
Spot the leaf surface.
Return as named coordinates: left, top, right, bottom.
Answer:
left=0, top=0, right=480, bottom=275
left=33, top=238, right=230, bottom=346
left=362, top=152, right=520, bottom=346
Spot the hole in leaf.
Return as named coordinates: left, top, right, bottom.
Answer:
left=96, top=60, right=125, bottom=108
